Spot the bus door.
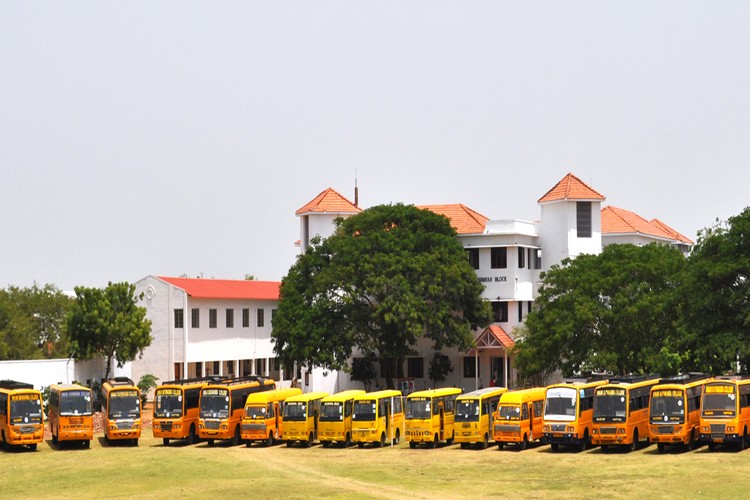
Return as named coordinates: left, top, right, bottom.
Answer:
left=439, top=400, right=445, bottom=440
left=526, top=403, right=533, bottom=434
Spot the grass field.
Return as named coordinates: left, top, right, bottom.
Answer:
left=2, top=435, right=750, bottom=499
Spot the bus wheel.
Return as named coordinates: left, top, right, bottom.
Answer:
left=188, top=425, right=197, bottom=445
left=231, top=427, right=241, bottom=446
left=265, top=433, right=273, bottom=447
left=708, top=442, right=717, bottom=452
left=481, top=434, right=489, bottom=450
left=447, top=432, right=454, bottom=446
left=628, top=430, right=638, bottom=452
left=409, top=441, right=417, bottom=449
left=497, top=442, right=504, bottom=450
left=520, top=435, right=528, bottom=451
left=657, top=443, right=665, bottom=453
left=357, top=442, right=364, bottom=449
left=322, top=441, right=330, bottom=448
left=430, top=434, right=438, bottom=449
left=345, top=433, right=351, bottom=448
left=207, top=439, right=215, bottom=447
left=460, top=443, right=468, bottom=450
left=379, top=433, right=386, bottom=448
left=286, top=441, right=292, bottom=448
left=601, top=445, right=609, bottom=453
left=83, top=440, right=90, bottom=449
left=245, top=441, right=252, bottom=448
left=551, top=443, right=559, bottom=452
left=163, top=438, right=170, bottom=447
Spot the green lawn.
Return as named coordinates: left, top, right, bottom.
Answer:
left=2, top=436, right=750, bottom=498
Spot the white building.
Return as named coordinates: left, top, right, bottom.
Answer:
left=129, top=173, right=692, bottom=393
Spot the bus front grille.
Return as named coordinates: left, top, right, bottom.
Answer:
left=160, top=422, right=173, bottom=432
left=551, top=424, right=566, bottom=432
left=204, top=420, right=221, bottom=430
left=116, top=420, right=135, bottom=430
left=495, top=425, right=520, bottom=433
left=600, top=427, right=617, bottom=435
left=18, top=425, right=36, bottom=434
left=710, top=424, right=726, bottom=434
left=657, top=425, right=675, bottom=434
left=242, top=423, right=266, bottom=431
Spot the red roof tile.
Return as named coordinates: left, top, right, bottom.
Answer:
left=296, top=188, right=361, bottom=215
left=601, top=206, right=679, bottom=241
left=488, top=324, right=515, bottom=348
left=650, top=219, right=694, bottom=244
left=158, top=277, right=280, bottom=300
left=538, top=173, right=606, bottom=203
left=418, top=204, right=489, bottom=235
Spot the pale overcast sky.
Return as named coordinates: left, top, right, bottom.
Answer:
left=2, top=2, right=749, bottom=291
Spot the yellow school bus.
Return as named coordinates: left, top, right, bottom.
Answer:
left=405, top=387, right=462, bottom=448
left=282, top=391, right=329, bottom=447
left=591, top=376, right=660, bottom=451
left=48, top=383, right=94, bottom=448
left=102, top=377, right=142, bottom=446
left=352, top=389, right=405, bottom=448
left=649, top=374, right=708, bottom=452
left=543, top=378, right=608, bottom=451
left=318, top=389, right=366, bottom=448
left=199, top=376, right=276, bottom=446
left=493, top=387, right=546, bottom=450
left=153, top=377, right=219, bottom=446
left=700, top=377, right=750, bottom=451
left=454, top=387, right=507, bottom=449
left=241, top=387, right=302, bottom=447
left=0, top=380, right=44, bottom=451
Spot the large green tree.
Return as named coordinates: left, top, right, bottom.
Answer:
left=678, top=207, right=750, bottom=373
left=0, top=284, right=73, bottom=360
left=272, top=204, right=493, bottom=388
left=514, top=243, right=687, bottom=382
left=67, top=282, right=153, bottom=379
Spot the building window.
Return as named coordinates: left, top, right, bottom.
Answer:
left=492, top=302, right=508, bottom=323
left=257, top=308, right=265, bottom=328
left=379, top=358, right=404, bottom=379
left=174, top=309, right=184, bottom=329
left=518, top=247, right=526, bottom=269
left=577, top=202, right=592, bottom=238
left=226, top=309, right=234, bottom=328
left=272, top=309, right=277, bottom=326
left=467, top=248, right=479, bottom=270
left=209, top=309, right=217, bottom=329
left=242, top=308, right=250, bottom=328
left=463, top=357, right=477, bottom=378
left=407, top=357, right=424, bottom=378
left=518, top=302, right=523, bottom=322
left=191, top=308, right=200, bottom=328
left=534, top=249, right=542, bottom=269
left=491, top=247, right=507, bottom=269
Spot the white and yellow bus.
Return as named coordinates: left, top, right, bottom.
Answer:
left=405, top=387, right=462, bottom=448
left=543, top=378, right=608, bottom=451
left=318, top=390, right=366, bottom=448
left=352, top=390, right=405, bottom=447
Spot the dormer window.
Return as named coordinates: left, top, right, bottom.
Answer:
left=577, top=202, right=592, bottom=238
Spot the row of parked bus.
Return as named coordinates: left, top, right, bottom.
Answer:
left=3, top=373, right=750, bottom=453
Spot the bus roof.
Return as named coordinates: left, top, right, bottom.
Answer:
left=160, top=376, right=226, bottom=386
left=596, top=377, right=661, bottom=391
left=203, top=376, right=275, bottom=390
left=0, top=380, right=34, bottom=391
left=407, top=387, right=462, bottom=399
left=321, top=390, right=366, bottom=403
left=244, top=387, right=302, bottom=405
left=49, top=383, right=91, bottom=392
left=357, top=389, right=403, bottom=399
left=457, top=387, right=507, bottom=400
left=547, top=379, right=609, bottom=390
left=498, top=387, right=546, bottom=404
left=285, top=391, right=330, bottom=403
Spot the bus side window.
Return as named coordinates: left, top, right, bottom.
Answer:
left=0, top=393, right=6, bottom=415
left=345, top=400, right=352, bottom=418
left=267, top=403, right=274, bottom=418
left=521, top=403, right=529, bottom=421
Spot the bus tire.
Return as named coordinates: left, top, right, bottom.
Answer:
left=629, top=429, right=638, bottom=452
left=358, top=442, right=364, bottom=448
left=481, top=433, right=489, bottom=450
left=520, top=435, right=528, bottom=451
left=430, top=434, right=438, bottom=449
left=551, top=443, right=559, bottom=452
left=379, top=433, right=386, bottom=448
left=286, top=441, right=292, bottom=447
left=460, top=443, right=467, bottom=449
left=163, top=438, right=170, bottom=446
left=322, top=441, right=330, bottom=448
left=601, top=445, right=609, bottom=452
left=409, top=441, right=416, bottom=449
left=265, top=432, right=273, bottom=447
left=245, top=441, right=252, bottom=448
left=345, top=433, right=351, bottom=448
left=29, top=443, right=37, bottom=451
left=708, top=442, right=716, bottom=452
left=188, top=425, right=197, bottom=445
left=657, top=443, right=665, bottom=453
left=84, top=440, right=90, bottom=449
left=207, top=439, right=215, bottom=447
left=306, top=432, right=314, bottom=448
left=497, top=442, right=504, bottom=450
left=231, top=427, right=241, bottom=446
left=447, top=432, right=454, bottom=446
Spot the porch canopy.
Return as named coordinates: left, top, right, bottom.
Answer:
left=466, top=325, right=515, bottom=389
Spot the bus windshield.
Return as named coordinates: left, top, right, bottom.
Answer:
left=60, top=390, right=93, bottom=416
left=283, top=401, right=307, bottom=421
left=10, top=395, right=43, bottom=424
left=352, top=401, right=377, bottom=421
left=154, top=389, right=183, bottom=418
left=108, top=391, right=140, bottom=419
left=455, top=399, right=480, bottom=422
left=245, top=404, right=267, bottom=420
left=650, top=390, right=685, bottom=423
left=702, top=385, right=737, bottom=417
left=497, top=404, right=521, bottom=421
left=593, top=389, right=627, bottom=422
left=319, top=402, right=344, bottom=422
left=406, top=399, right=431, bottom=420
left=544, top=388, right=577, bottom=421
left=200, top=389, right=229, bottom=419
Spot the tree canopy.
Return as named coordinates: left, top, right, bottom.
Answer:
left=272, top=203, right=493, bottom=388
left=514, top=243, right=687, bottom=381
left=0, top=284, right=73, bottom=360
left=67, top=282, right=153, bottom=379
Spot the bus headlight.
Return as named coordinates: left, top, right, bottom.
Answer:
left=701, top=426, right=709, bottom=432
left=543, top=425, right=549, bottom=432
left=593, top=429, right=598, bottom=434
left=566, top=426, right=575, bottom=433
left=727, top=426, right=735, bottom=433
left=617, top=428, right=625, bottom=434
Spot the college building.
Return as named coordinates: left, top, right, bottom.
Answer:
left=127, top=173, right=692, bottom=393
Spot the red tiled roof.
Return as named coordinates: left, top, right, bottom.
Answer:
left=488, top=324, right=514, bottom=348
left=601, top=206, right=683, bottom=241
left=650, top=219, right=694, bottom=245
left=469, top=324, right=515, bottom=353
left=418, top=204, right=489, bottom=235
left=538, top=173, right=606, bottom=203
left=157, top=277, right=280, bottom=300
left=296, top=188, right=361, bottom=215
